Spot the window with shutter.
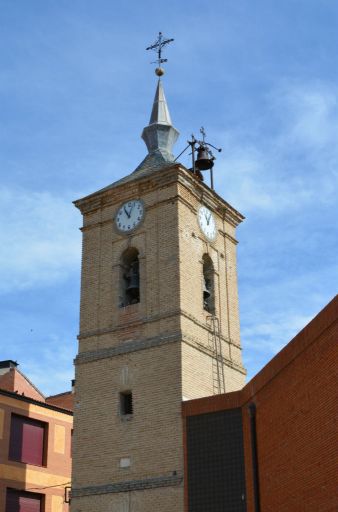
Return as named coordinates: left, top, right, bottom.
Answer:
left=9, top=414, right=46, bottom=466
left=6, top=488, right=43, bottom=512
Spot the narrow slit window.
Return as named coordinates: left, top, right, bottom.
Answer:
left=120, top=391, right=133, bottom=416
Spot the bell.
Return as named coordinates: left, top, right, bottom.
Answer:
left=195, top=145, right=214, bottom=171
left=203, top=278, right=211, bottom=311
left=203, top=278, right=211, bottom=300
left=125, top=261, right=140, bottom=303
left=126, top=273, right=139, bottom=292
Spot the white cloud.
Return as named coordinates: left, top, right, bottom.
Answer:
left=241, top=306, right=315, bottom=381
left=0, top=186, right=81, bottom=294
left=216, top=80, right=338, bottom=214
left=22, top=336, right=76, bottom=396
left=276, top=81, right=338, bottom=149
left=239, top=258, right=337, bottom=381
left=242, top=312, right=312, bottom=354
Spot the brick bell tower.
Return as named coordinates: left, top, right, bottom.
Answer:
left=71, top=36, right=246, bottom=512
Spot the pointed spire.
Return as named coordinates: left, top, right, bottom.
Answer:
left=149, top=79, right=172, bottom=125
left=141, top=79, right=179, bottom=162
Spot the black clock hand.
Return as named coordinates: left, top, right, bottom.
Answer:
left=124, top=206, right=130, bottom=219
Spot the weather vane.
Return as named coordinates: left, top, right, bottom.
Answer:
left=146, top=31, right=174, bottom=76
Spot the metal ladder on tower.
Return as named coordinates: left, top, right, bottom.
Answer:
left=207, top=315, right=226, bottom=395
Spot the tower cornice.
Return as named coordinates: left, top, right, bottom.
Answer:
left=73, top=164, right=244, bottom=227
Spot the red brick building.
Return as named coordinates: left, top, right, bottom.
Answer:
left=0, top=361, right=73, bottom=512
left=183, top=295, right=338, bottom=512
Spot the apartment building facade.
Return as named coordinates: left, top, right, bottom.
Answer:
left=0, top=361, right=73, bottom=512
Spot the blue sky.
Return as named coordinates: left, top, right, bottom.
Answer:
left=1, top=1, right=337, bottom=395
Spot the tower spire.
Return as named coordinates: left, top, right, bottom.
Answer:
left=141, top=78, right=179, bottom=161
left=149, top=79, right=172, bottom=125
left=109, top=33, right=179, bottom=183
left=140, top=32, right=179, bottom=163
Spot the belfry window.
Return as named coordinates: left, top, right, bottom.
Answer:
left=202, top=254, right=215, bottom=313
left=120, top=248, right=140, bottom=306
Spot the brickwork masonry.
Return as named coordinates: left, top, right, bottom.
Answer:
left=71, top=165, right=246, bottom=511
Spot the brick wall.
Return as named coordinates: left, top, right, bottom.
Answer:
left=46, top=392, right=74, bottom=411
left=72, top=165, right=246, bottom=511
left=183, top=295, right=338, bottom=512
left=0, top=368, right=45, bottom=402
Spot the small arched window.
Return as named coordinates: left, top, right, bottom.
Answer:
left=120, top=248, right=140, bottom=306
left=202, top=254, right=215, bottom=314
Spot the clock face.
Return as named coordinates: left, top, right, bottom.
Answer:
left=115, top=200, right=145, bottom=233
left=198, top=206, right=217, bottom=241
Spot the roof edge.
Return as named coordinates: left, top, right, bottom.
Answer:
left=46, top=390, right=72, bottom=399
left=16, top=367, right=46, bottom=400
left=73, top=164, right=244, bottom=225
left=0, top=388, right=73, bottom=415
left=183, top=294, right=338, bottom=417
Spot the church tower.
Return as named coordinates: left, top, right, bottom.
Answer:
left=71, top=36, right=246, bottom=512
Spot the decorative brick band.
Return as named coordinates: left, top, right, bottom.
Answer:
left=75, top=329, right=246, bottom=375
left=75, top=331, right=182, bottom=365
left=78, top=308, right=241, bottom=350
left=71, top=474, right=183, bottom=498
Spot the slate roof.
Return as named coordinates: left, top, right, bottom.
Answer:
left=95, top=150, right=177, bottom=194
left=75, top=78, right=180, bottom=201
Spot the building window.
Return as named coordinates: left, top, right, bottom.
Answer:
left=119, top=391, right=133, bottom=416
left=6, top=488, right=44, bottom=512
left=9, top=414, right=47, bottom=466
left=120, top=248, right=140, bottom=306
left=202, top=254, right=215, bottom=313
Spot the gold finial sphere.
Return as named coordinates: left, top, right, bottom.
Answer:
left=155, top=67, right=165, bottom=76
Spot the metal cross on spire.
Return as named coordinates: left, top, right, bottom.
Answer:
left=146, top=31, right=174, bottom=76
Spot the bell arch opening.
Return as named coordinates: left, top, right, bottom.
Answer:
left=120, top=248, right=140, bottom=307
left=202, top=254, right=215, bottom=314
